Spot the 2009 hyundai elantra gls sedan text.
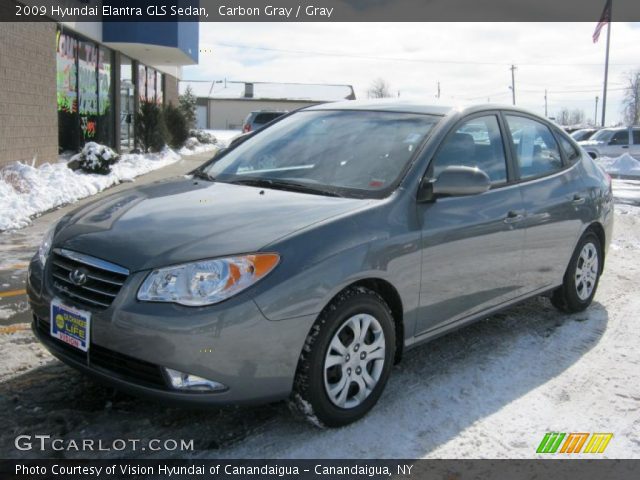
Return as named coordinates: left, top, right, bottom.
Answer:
left=28, top=101, right=613, bottom=426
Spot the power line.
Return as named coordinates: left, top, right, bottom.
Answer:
left=208, top=42, right=637, bottom=67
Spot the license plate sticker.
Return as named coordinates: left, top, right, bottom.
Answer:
left=50, top=300, right=91, bottom=352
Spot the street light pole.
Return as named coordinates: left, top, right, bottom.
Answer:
left=595, top=96, right=599, bottom=126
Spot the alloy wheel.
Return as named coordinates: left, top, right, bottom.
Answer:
left=323, top=314, right=386, bottom=409
left=575, top=242, right=599, bottom=300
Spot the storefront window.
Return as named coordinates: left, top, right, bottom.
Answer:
left=96, top=46, right=113, bottom=146
left=156, top=71, right=164, bottom=105
left=147, top=67, right=156, bottom=103
left=120, top=57, right=135, bottom=152
left=78, top=40, right=98, bottom=141
left=56, top=30, right=78, bottom=151
left=138, top=63, right=147, bottom=102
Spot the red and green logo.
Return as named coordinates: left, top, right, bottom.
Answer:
left=536, top=432, right=613, bottom=454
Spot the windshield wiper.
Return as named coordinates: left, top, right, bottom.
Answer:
left=191, top=169, right=215, bottom=181
left=228, top=178, right=343, bottom=197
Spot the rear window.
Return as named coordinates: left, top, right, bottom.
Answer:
left=254, top=112, right=284, bottom=124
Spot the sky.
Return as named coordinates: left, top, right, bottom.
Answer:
left=183, top=22, right=639, bottom=125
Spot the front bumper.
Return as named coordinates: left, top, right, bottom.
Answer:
left=27, top=256, right=315, bottom=406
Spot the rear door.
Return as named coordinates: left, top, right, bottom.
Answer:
left=602, top=129, right=630, bottom=157
left=415, top=113, right=526, bottom=335
left=502, top=114, right=586, bottom=292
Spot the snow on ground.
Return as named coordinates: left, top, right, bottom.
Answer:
left=0, top=148, right=181, bottom=232
left=204, top=129, right=241, bottom=147
left=178, top=140, right=219, bottom=156
left=179, top=130, right=239, bottom=155
left=0, top=158, right=639, bottom=459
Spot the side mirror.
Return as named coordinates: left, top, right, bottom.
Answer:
left=418, top=166, right=491, bottom=202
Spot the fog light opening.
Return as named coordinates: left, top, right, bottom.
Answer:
left=165, top=368, right=226, bottom=392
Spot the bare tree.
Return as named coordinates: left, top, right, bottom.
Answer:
left=557, top=108, right=571, bottom=126
left=622, top=70, right=640, bottom=126
left=367, top=78, right=392, bottom=99
left=569, top=109, right=585, bottom=125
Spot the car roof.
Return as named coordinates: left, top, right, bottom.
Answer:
left=305, top=99, right=544, bottom=119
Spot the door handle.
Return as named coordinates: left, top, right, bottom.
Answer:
left=572, top=194, right=586, bottom=205
left=621, top=145, right=629, bottom=149
left=504, top=211, right=524, bottom=224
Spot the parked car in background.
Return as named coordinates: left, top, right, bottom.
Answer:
left=578, top=126, right=640, bottom=160
left=242, top=110, right=288, bottom=133
left=570, top=128, right=600, bottom=142
left=29, top=101, right=613, bottom=427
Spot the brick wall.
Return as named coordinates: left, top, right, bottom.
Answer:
left=0, top=19, right=58, bottom=168
left=164, top=74, right=179, bottom=107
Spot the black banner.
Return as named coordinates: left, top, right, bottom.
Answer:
left=3, top=0, right=640, bottom=22
left=1, top=459, right=640, bottom=480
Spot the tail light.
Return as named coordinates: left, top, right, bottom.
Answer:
left=242, top=124, right=251, bottom=133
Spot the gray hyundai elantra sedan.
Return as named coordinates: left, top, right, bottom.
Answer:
left=28, top=100, right=613, bottom=426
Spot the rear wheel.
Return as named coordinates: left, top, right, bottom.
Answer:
left=551, top=232, right=602, bottom=313
left=290, top=286, right=395, bottom=427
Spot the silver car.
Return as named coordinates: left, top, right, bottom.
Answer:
left=28, top=101, right=613, bottom=427
left=579, top=126, right=640, bottom=160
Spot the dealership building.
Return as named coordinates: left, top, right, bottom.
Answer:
left=0, top=3, right=198, bottom=167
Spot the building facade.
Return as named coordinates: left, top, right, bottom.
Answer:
left=183, top=81, right=356, bottom=130
left=0, top=4, right=198, bottom=168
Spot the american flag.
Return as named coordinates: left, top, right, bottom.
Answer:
left=593, top=0, right=612, bottom=43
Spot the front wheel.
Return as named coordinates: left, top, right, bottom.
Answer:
left=290, top=286, right=396, bottom=427
left=551, top=232, right=602, bottom=313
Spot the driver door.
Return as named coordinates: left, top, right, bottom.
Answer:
left=415, top=113, right=526, bottom=336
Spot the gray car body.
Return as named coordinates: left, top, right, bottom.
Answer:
left=28, top=100, right=614, bottom=406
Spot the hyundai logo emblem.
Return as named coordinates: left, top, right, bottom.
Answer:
left=69, top=268, right=88, bottom=286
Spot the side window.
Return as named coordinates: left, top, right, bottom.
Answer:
left=505, top=115, right=562, bottom=180
left=609, top=130, right=629, bottom=145
left=632, top=129, right=640, bottom=144
left=556, top=133, right=580, bottom=163
left=432, top=115, right=508, bottom=184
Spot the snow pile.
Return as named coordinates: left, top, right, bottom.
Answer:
left=0, top=147, right=181, bottom=232
left=69, top=142, right=119, bottom=174
left=178, top=137, right=219, bottom=156
left=597, top=154, right=640, bottom=177
left=204, top=130, right=241, bottom=148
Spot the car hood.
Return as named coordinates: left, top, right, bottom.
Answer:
left=54, top=177, right=369, bottom=271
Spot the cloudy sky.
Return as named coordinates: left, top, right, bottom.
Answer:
left=183, top=22, right=639, bottom=125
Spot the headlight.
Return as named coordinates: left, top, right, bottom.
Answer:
left=137, top=253, right=280, bottom=306
left=37, top=225, right=56, bottom=267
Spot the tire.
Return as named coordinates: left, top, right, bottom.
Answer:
left=290, top=286, right=396, bottom=428
left=551, top=231, right=602, bottom=313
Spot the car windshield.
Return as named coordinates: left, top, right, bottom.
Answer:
left=205, top=110, right=440, bottom=198
left=590, top=129, right=614, bottom=142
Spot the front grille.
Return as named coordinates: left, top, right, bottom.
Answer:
left=50, top=249, right=129, bottom=310
left=35, top=315, right=167, bottom=389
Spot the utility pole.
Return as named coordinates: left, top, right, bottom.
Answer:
left=436, top=81, right=441, bottom=99
left=544, top=89, right=548, bottom=117
left=595, top=96, right=599, bottom=126
left=601, top=1, right=612, bottom=126
left=510, top=65, right=517, bottom=106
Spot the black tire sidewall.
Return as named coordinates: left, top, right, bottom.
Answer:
left=563, top=232, right=602, bottom=311
left=304, top=292, right=396, bottom=427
